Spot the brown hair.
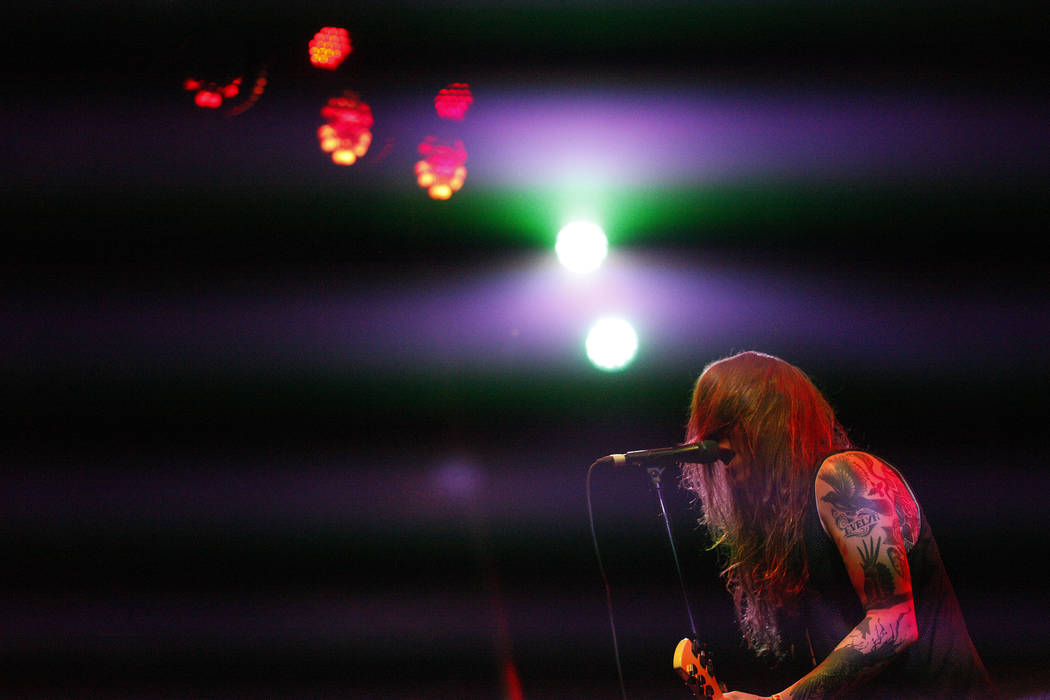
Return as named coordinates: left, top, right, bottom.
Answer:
left=681, top=351, right=850, bottom=658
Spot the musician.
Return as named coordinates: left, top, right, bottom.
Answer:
left=680, top=351, right=997, bottom=699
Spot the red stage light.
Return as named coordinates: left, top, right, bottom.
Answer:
left=193, top=90, right=223, bottom=109
left=318, top=93, right=374, bottom=165
left=309, top=27, right=352, bottom=70
left=226, top=71, right=268, bottom=117
left=434, top=83, right=473, bottom=121
left=184, top=76, right=243, bottom=109
left=414, top=136, right=468, bottom=200
left=221, top=78, right=242, bottom=98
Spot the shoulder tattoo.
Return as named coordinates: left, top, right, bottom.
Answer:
left=818, top=453, right=920, bottom=548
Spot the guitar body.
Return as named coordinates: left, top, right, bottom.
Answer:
left=673, top=638, right=724, bottom=699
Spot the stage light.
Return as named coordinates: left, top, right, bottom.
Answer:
left=184, top=76, right=242, bottom=109
left=309, top=27, right=352, bottom=70
left=434, top=83, right=473, bottom=121
left=182, top=72, right=268, bottom=115
left=194, top=90, right=223, bottom=108
left=415, top=136, right=468, bottom=199
left=585, top=318, right=638, bottom=371
left=556, top=221, right=607, bottom=274
left=318, top=93, right=374, bottom=165
left=226, top=70, right=268, bottom=116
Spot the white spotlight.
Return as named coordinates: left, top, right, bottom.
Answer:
left=585, top=318, right=638, bottom=371
left=556, top=221, right=608, bottom=274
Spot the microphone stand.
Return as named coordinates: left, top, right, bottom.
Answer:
left=646, top=465, right=699, bottom=641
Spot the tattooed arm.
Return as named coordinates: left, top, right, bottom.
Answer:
left=777, top=452, right=920, bottom=700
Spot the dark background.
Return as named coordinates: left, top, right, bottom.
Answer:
left=3, top=2, right=1048, bottom=698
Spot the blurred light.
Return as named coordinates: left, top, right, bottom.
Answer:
left=431, top=459, right=484, bottom=501
left=318, top=93, right=374, bottom=166
left=556, top=221, right=607, bottom=273
left=226, top=70, right=268, bottom=116
left=415, top=136, right=468, bottom=199
left=308, top=27, right=352, bottom=70
left=502, top=658, right=524, bottom=700
left=434, top=83, right=473, bottom=121
left=194, top=90, right=222, bottom=108
left=585, top=318, right=638, bottom=371
left=184, top=76, right=242, bottom=109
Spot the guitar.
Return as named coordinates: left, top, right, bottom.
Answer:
left=673, top=637, right=725, bottom=699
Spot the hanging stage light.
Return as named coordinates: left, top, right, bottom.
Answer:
left=182, top=70, right=268, bottom=115
left=434, top=83, right=473, bottom=121
left=308, top=27, right=352, bottom=70
left=318, top=93, right=374, bottom=165
left=183, top=76, right=241, bottom=109
left=176, top=21, right=271, bottom=115
left=415, top=136, right=468, bottom=200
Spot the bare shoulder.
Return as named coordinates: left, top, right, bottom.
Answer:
left=815, top=451, right=921, bottom=549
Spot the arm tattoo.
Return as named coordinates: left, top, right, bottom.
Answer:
left=801, top=454, right=917, bottom=697
left=818, top=459, right=884, bottom=538
left=819, top=455, right=920, bottom=548
left=886, top=545, right=906, bottom=578
left=790, top=611, right=910, bottom=700
left=857, top=537, right=909, bottom=608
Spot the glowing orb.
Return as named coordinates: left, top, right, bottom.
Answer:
left=434, top=83, right=473, bottom=121
left=318, top=93, right=374, bottom=166
left=415, top=136, right=468, bottom=200
left=309, top=27, right=352, bottom=70
left=585, top=318, right=639, bottom=371
left=556, top=221, right=608, bottom=273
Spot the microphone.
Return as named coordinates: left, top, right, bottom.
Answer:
left=596, top=440, right=734, bottom=467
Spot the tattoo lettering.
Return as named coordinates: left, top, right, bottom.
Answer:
left=819, top=459, right=884, bottom=538
left=819, top=454, right=920, bottom=549
left=838, top=508, right=879, bottom=538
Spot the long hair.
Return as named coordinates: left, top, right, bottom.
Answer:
left=680, top=351, right=850, bottom=658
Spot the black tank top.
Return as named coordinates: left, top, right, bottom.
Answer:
left=787, top=451, right=998, bottom=699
